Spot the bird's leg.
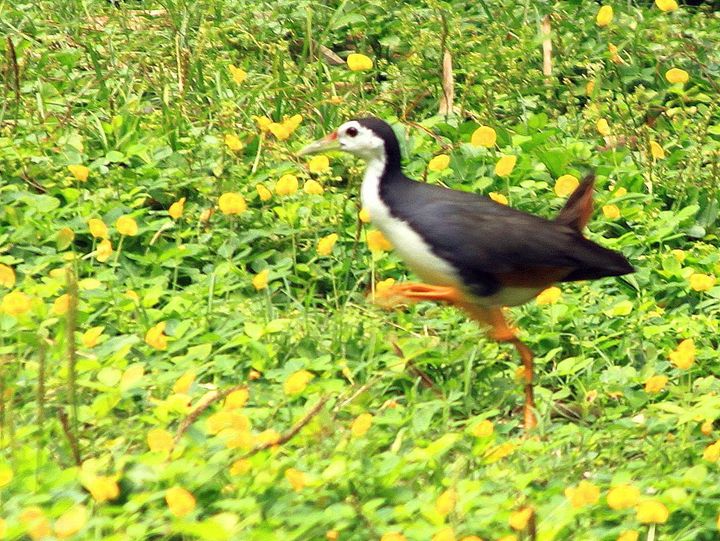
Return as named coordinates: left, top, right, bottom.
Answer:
left=458, top=304, right=537, bottom=431
left=373, top=282, right=464, bottom=306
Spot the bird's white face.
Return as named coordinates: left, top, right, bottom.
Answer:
left=334, top=120, right=385, bottom=161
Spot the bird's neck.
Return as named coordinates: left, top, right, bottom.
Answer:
left=360, top=148, right=407, bottom=223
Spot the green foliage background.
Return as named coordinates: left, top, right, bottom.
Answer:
left=1, top=0, right=719, bottom=539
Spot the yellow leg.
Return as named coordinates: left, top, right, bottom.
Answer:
left=372, top=282, right=537, bottom=431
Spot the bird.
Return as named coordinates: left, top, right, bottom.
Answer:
left=299, top=117, right=633, bottom=429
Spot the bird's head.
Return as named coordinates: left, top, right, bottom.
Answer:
left=298, top=117, right=400, bottom=165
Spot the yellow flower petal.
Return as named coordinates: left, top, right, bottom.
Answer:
left=380, top=533, right=406, bottom=541
left=82, top=474, right=120, bottom=503
left=54, top=504, right=88, bottom=539
left=53, top=294, right=71, bottom=315
left=145, top=321, right=168, bottom=350
left=228, top=65, right=247, bottom=84
left=471, top=419, right=494, bottom=438
left=347, top=53, right=373, bottom=71
left=285, top=468, right=306, bottom=491
left=435, top=488, right=457, bottom=516
left=650, top=141, right=665, bottom=160
left=115, top=215, right=138, bottom=236
left=488, top=192, right=508, bottom=205
left=275, top=174, right=299, bottom=196
left=351, top=413, right=373, bottom=438
left=68, top=164, right=90, bottom=182
left=1, top=290, right=31, bottom=316
left=602, top=204, right=621, bottom=220
left=509, top=507, right=533, bottom=531
left=256, top=184, right=272, bottom=201
left=96, top=238, right=113, bottom=262
left=168, top=197, right=186, bottom=219
left=655, top=0, right=678, bottom=12
left=359, top=207, right=371, bottom=223
left=636, top=499, right=669, bottom=524
left=432, top=527, right=455, bottom=541
left=536, top=286, right=561, bottom=305
left=644, top=375, right=668, bottom=393
left=494, top=155, right=517, bottom=177
left=88, top=218, right=109, bottom=239
left=165, top=486, right=196, bottom=517
left=218, top=192, right=247, bottom=215
left=225, top=134, right=244, bottom=152
left=596, top=5, right=613, bottom=27
left=607, top=484, right=641, bottom=510
left=0, top=264, right=16, bottom=288
left=366, top=230, right=393, bottom=252
left=284, top=370, right=313, bottom=395
left=224, top=388, right=249, bottom=409
left=317, top=233, right=339, bottom=256
left=0, top=464, right=12, bottom=487
left=428, top=154, right=450, bottom=172
left=147, top=428, right=174, bottom=452
left=308, top=155, right=330, bottom=173
left=173, top=370, right=195, bottom=394
left=596, top=118, right=611, bottom=136
left=665, top=68, right=689, bottom=84
left=252, top=269, right=269, bottom=290
left=669, top=338, right=695, bottom=369
left=81, top=326, right=104, bottom=348
left=617, top=531, right=639, bottom=541
left=554, top=175, right=580, bottom=197
left=689, top=273, right=715, bottom=292
left=471, top=126, right=497, bottom=148
left=303, top=179, right=324, bottom=195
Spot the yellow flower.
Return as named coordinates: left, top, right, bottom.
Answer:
left=0, top=264, right=16, bottom=288
left=268, top=123, right=291, bottom=140
left=173, top=370, right=195, bottom=394
left=359, top=207, right=371, bottom=223
left=485, top=442, right=515, bottom=462
left=83, top=474, right=120, bottom=503
left=380, top=533, right=406, bottom=541
left=326, top=530, right=339, bottom=541
left=607, top=484, right=641, bottom=510
left=285, top=468, right=306, bottom=491
left=116, top=215, right=138, bottom=236
left=218, top=192, right=247, bottom=215
left=432, top=527, right=455, bottom=541
left=253, top=115, right=273, bottom=132
left=317, top=233, right=339, bottom=256
left=275, top=174, right=299, bottom=196
left=376, top=278, right=396, bottom=294
left=1, top=290, right=31, bottom=316
left=54, top=504, right=88, bottom=539
left=656, top=0, right=678, bottom=12
left=650, top=141, right=665, bottom=160
left=165, top=486, right=196, bottom=517
left=596, top=5, right=613, bottom=27
left=536, top=286, right=561, bottom=305
left=670, top=249, right=686, bottom=262
left=257, top=429, right=281, bottom=446
left=367, top=230, right=393, bottom=252
left=145, top=321, right=168, bottom=350
left=644, top=375, right=668, bottom=393
left=96, top=238, right=113, bottom=262
left=669, top=338, right=695, bottom=369
left=565, top=480, right=600, bottom=508
left=304, top=179, right=325, bottom=195
left=284, top=370, right=314, bottom=395
left=488, top=192, right=508, bottom=205
left=225, top=134, right=244, bottom=152
left=256, top=184, right=272, bottom=201
left=169, top=197, right=186, bottom=219
left=554, top=175, right=580, bottom=197
left=283, top=114, right=302, bottom=133
left=308, top=155, right=330, bottom=173
left=347, top=53, right=373, bottom=71
left=53, top=294, right=70, bottom=315
left=471, top=419, right=494, bottom=438
left=689, top=273, right=715, bottom=292
left=21, top=506, right=51, bottom=540
left=617, top=531, right=639, bottom=541
left=471, top=126, right=496, bottom=148
left=228, top=64, right=247, bottom=84
left=252, top=269, right=269, bottom=290
left=225, top=388, right=249, bottom=409
left=608, top=44, right=622, bottom=64
left=435, top=488, right=457, bottom=516
left=665, top=68, right=689, bottom=84
left=79, top=278, right=102, bottom=290
left=509, top=507, right=533, bottom=531
left=602, top=204, right=621, bottom=220
left=230, top=458, right=251, bottom=475
left=494, top=155, right=517, bottom=177
left=459, top=537, right=483, bottom=541
left=636, top=499, right=669, bottom=524
left=428, top=154, right=450, bottom=172
left=351, top=413, right=373, bottom=438
left=82, top=326, right=104, bottom=348
left=0, top=464, right=12, bottom=487
left=68, top=164, right=90, bottom=182
left=596, top=118, right=611, bottom=136
left=147, top=428, right=174, bottom=452
left=704, top=441, right=720, bottom=462
left=88, top=218, right=109, bottom=239
left=586, top=80, right=596, bottom=95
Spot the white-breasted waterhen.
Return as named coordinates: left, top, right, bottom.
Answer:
left=299, top=117, right=634, bottom=429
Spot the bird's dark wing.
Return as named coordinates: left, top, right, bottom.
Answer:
left=381, top=179, right=632, bottom=296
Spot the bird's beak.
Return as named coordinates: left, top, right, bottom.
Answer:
left=297, top=131, right=340, bottom=156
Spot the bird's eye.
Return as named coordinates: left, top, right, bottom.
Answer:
left=346, top=127, right=358, bottom=137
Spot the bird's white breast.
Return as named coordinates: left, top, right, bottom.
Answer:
left=360, top=158, right=460, bottom=287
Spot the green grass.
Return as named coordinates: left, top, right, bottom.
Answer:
left=1, top=1, right=719, bottom=540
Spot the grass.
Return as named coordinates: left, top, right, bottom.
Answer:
left=1, top=0, right=719, bottom=540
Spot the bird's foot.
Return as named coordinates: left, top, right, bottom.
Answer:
left=372, top=282, right=463, bottom=308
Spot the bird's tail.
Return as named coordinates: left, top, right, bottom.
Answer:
left=555, top=174, right=595, bottom=232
